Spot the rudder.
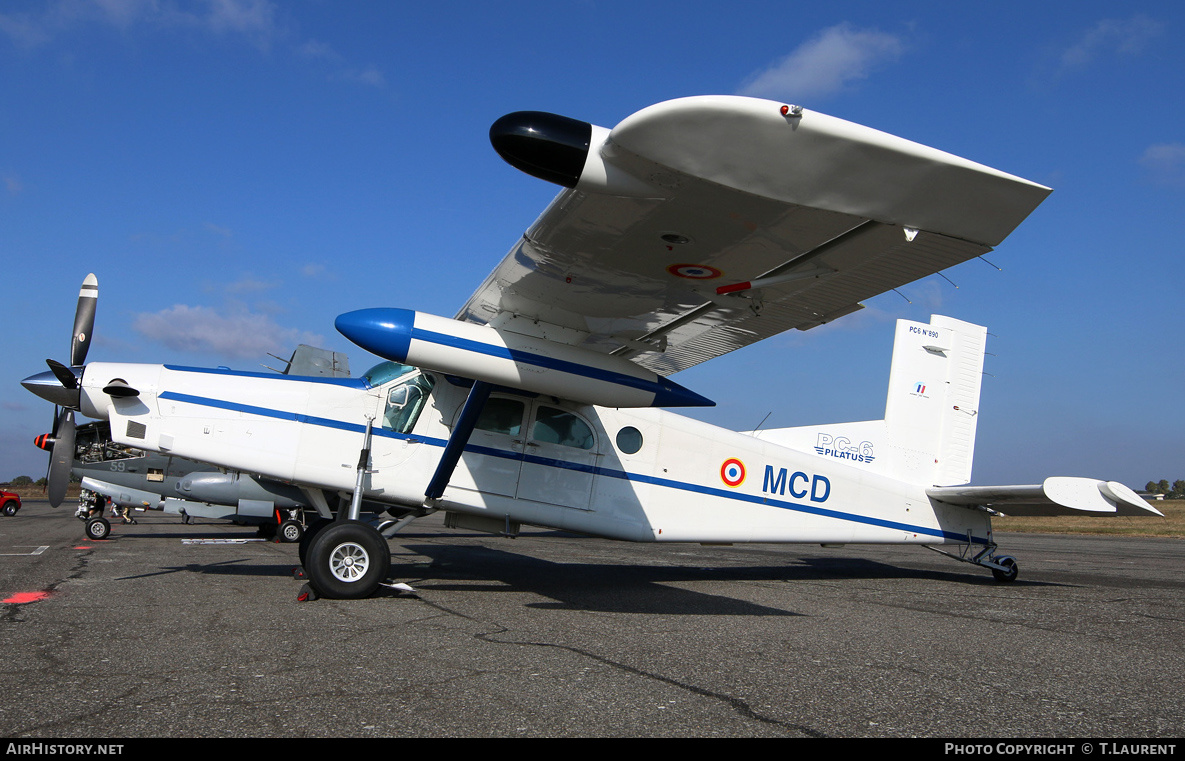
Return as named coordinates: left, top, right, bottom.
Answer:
left=883, top=315, right=987, bottom=485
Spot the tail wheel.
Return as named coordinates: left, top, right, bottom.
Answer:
left=991, top=555, right=1019, bottom=583
left=86, top=517, right=111, bottom=541
left=304, top=521, right=390, bottom=599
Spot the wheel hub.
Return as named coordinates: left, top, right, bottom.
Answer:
left=329, top=542, right=370, bottom=582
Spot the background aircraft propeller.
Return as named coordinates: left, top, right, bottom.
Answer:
left=46, top=409, right=76, bottom=507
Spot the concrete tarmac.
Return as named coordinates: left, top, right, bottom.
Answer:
left=1, top=499, right=1181, bottom=738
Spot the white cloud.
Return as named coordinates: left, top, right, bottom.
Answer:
left=2, top=1, right=383, bottom=86
left=203, top=0, right=277, bottom=37
left=1059, top=15, right=1163, bottom=72
left=352, top=66, right=385, bottom=88
left=0, top=9, right=51, bottom=48
left=92, top=0, right=159, bottom=29
left=223, top=273, right=278, bottom=294
left=1, top=0, right=284, bottom=48
left=132, top=304, right=324, bottom=359
left=298, top=38, right=339, bottom=61
left=203, top=221, right=233, bottom=238
left=738, top=24, right=904, bottom=101
left=1139, top=143, right=1185, bottom=187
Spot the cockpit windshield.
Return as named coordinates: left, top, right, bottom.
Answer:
left=362, top=361, right=417, bottom=388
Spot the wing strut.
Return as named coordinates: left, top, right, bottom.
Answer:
left=424, top=380, right=493, bottom=505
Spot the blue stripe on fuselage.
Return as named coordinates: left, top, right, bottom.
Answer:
left=155, top=391, right=985, bottom=544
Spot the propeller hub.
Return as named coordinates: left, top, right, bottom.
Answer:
left=21, top=370, right=82, bottom=408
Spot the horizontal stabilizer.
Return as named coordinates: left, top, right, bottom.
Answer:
left=928, top=477, right=1163, bottom=517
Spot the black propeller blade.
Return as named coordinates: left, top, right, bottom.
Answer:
left=47, top=408, right=76, bottom=507
left=21, top=274, right=99, bottom=507
left=46, top=358, right=80, bottom=389
left=70, top=273, right=98, bottom=368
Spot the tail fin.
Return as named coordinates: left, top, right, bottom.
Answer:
left=748, top=315, right=987, bottom=486
left=882, top=315, right=987, bottom=485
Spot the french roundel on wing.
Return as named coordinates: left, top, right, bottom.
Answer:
left=667, top=263, right=722, bottom=280
left=720, top=458, right=746, bottom=487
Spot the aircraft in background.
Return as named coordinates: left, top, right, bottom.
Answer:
left=23, top=96, right=1160, bottom=599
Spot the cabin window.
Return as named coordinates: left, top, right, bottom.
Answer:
left=383, top=373, right=435, bottom=434
left=533, top=406, right=595, bottom=450
left=475, top=397, right=525, bottom=436
left=615, top=426, right=643, bottom=454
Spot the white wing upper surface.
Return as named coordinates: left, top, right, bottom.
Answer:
left=459, top=96, right=1051, bottom=376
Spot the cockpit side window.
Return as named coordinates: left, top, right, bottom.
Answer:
left=382, top=373, right=435, bottom=434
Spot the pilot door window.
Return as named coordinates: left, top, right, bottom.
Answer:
left=382, top=373, right=435, bottom=434
left=532, top=406, right=595, bottom=450
left=474, top=397, right=525, bottom=437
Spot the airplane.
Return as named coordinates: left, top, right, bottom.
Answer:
left=22, top=95, right=1161, bottom=600
left=45, top=421, right=310, bottom=543
left=31, top=340, right=378, bottom=542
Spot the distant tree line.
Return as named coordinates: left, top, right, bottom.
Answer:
left=1145, top=480, right=1185, bottom=499
left=1, top=475, right=48, bottom=488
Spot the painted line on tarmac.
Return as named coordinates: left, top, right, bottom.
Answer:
left=0, top=546, right=49, bottom=556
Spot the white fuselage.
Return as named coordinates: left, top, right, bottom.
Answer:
left=80, top=360, right=993, bottom=549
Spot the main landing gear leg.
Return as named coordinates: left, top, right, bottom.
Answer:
left=925, top=531, right=1019, bottom=583
left=300, top=417, right=392, bottom=600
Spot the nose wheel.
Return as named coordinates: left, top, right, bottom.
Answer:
left=302, top=520, right=390, bottom=599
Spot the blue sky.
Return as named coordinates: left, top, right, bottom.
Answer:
left=1, top=1, right=1182, bottom=489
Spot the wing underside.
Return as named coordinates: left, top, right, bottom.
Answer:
left=460, top=96, right=1052, bottom=375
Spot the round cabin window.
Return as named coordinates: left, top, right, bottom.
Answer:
left=615, top=426, right=643, bottom=454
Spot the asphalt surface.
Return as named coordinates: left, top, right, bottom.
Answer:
left=0, top=499, right=1182, bottom=738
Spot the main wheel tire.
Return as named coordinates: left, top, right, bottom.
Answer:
left=278, top=519, right=304, bottom=543
left=991, top=555, right=1019, bottom=583
left=3, top=502, right=17, bottom=516
left=86, top=517, right=111, bottom=541
left=298, top=517, right=333, bottom=567
left=304, top=521, right=390, bottom=600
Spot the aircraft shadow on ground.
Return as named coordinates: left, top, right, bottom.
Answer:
left=110, top=528, right=1056, bottom=608
left=386, top=542, right=1053, bottom=614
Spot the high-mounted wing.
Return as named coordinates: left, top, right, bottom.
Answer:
left=460, top=96, right=1051, bottom=376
